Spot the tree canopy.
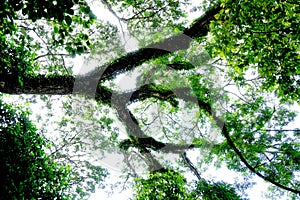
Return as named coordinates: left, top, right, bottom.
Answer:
left=0, top=99, right=71, bottom=199
left=0, top=0, right=299, bottom=199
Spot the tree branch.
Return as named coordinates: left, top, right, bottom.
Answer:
left=124, top=85, right=300, bottom=194
left=180, top=152, right=202, bottom=181
left=33, top=53, right=72, bottom=61
left=85, top=5, right=221, bottom=81
left=0, top=74, right=75, bottom=95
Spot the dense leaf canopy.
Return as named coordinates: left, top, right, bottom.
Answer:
left=0, top=100, right=71, bottom=199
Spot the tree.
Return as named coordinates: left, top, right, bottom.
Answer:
left=132, top=168, right=243, bottom=200
left=0, top=99, right=71, bottom=199
left=133, top=169, right=194, bottom=200
left=0, top=0, right=299, bottom=199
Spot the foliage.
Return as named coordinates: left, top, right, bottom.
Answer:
left=102, top=0, right=188, bottom=39
left=31, top=96, right=109, bottom=200
left=132, top=169, right=194, bottom=200
left=0, top=99, right=71, bottom=199
left=209, top=0, right=300, bottom=103
left=0, top=0, right=300, bottom=199
left=132, top=170, right=243, bottom=200
left=193, top=180, right=243, bottom=200
left=0, top=0, right=121, bottom=77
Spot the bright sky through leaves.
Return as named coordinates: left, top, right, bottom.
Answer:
left=1, top=0, right=299, bottom=199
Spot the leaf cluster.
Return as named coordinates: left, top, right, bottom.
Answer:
left=0, top=100, right=72, bottom=199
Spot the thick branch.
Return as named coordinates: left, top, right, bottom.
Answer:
left=2, top=74, right=297, bottom=194
left=0, top=5, right=221, bottom=95
left=4, top=4, right=292, bottom=191
left=120, top=137, right=194, bottom=154
left=0, top=74, right=75, bottom=95
left=181, top=152, right=202, bottom=181
left=110, top=94, right=165, bottom=171
left=126, top=85, right=300, bottom=194
left=129, top=84, right=178, bottom=107
left=86, top=5, right=221, bottom=81
left=0, top=74, right=114, bottom=106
